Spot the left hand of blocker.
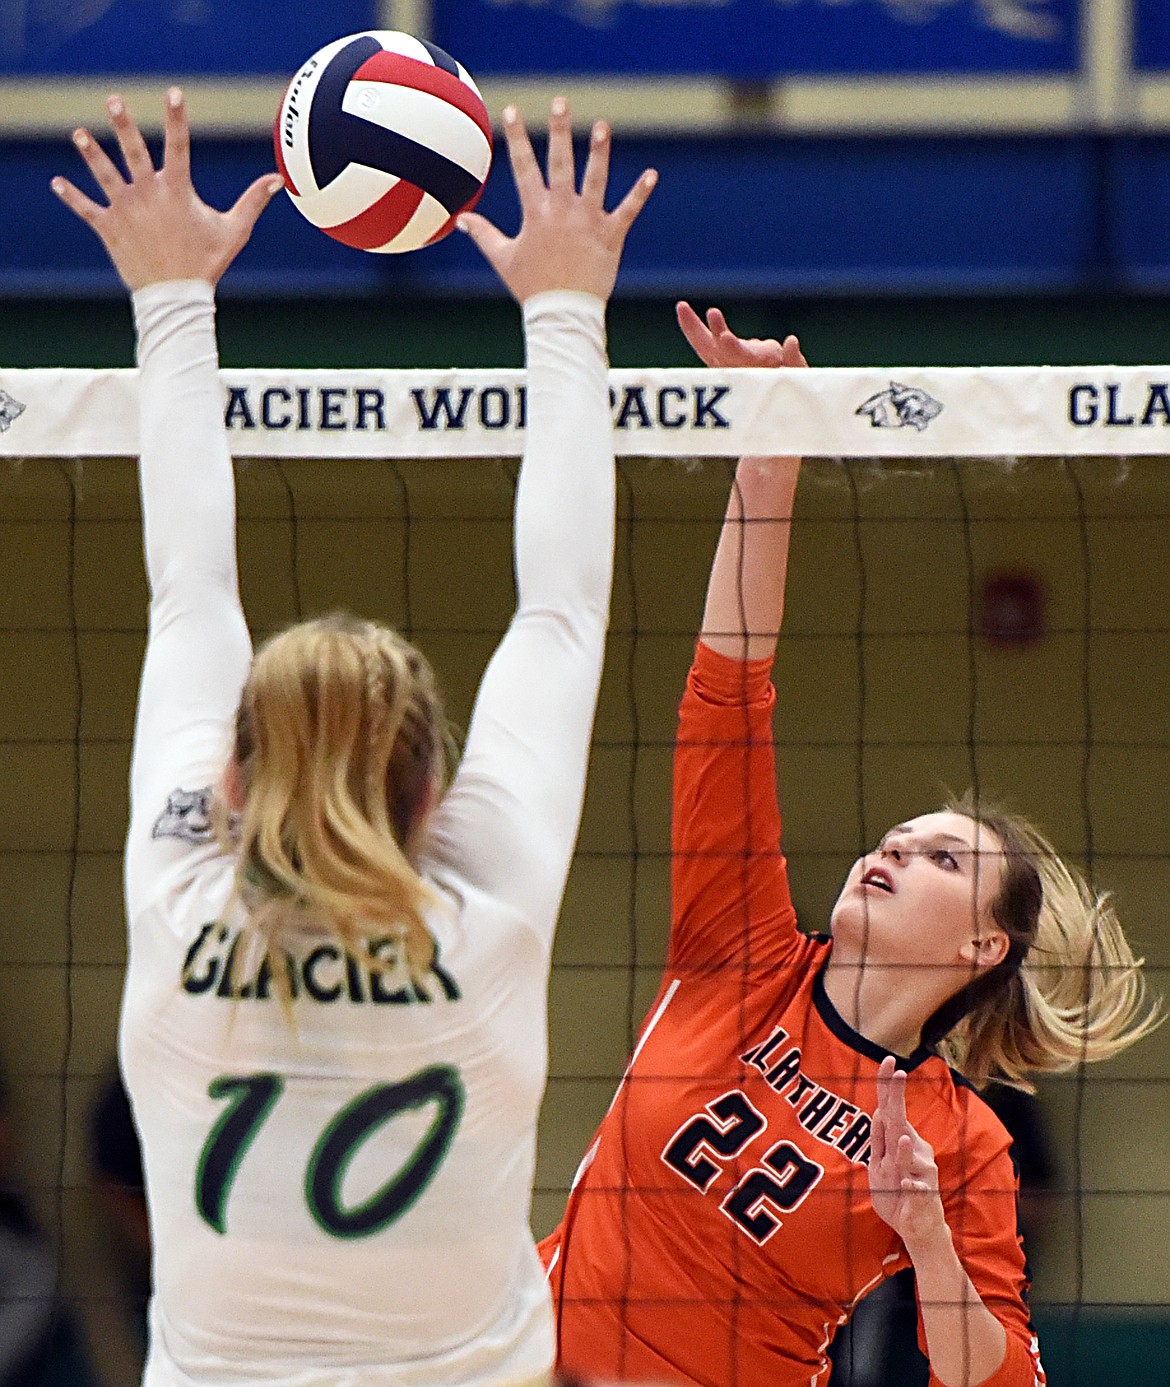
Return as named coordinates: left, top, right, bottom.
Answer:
left=52, top=89, right=284, bottom=292
left=458, top=98, right=657, bottom=304
left=868, top=1056, right=949, bottom=1252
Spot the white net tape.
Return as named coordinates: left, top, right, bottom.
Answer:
left=3, top=365, right=1170, bottom=458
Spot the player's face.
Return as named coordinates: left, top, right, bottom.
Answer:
left=829, top=811, right=1007, bottom=973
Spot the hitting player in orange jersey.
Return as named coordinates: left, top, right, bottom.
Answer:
left=539, top=306, right=1160, bottom=1387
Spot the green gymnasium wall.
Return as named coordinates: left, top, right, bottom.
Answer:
left=2, top=293, right=1170, bottom=370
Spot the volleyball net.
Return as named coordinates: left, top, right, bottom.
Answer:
left=1, top=363, right=1168, bottom=1384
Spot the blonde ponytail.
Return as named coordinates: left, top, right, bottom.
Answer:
left=930, top=795, right=1162, bottom=1091
left=215, top=613, right=453, bottom=990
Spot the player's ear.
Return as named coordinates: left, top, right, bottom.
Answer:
left=222, top=755, right=245, bottom=813
left=959, top=929, right=1009, bottom=971
left=414, top=771, right=443, bottom=833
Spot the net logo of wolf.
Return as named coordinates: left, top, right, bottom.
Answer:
left=855, top=382, right=943, bottom=432
left=153, top=786, right=215, bottom=843
left=0, top=389, right=26, bottom=433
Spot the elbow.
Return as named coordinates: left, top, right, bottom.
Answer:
left=149, top=555, right=239, bottom=605
left=519, top=601, right=608, bottom=654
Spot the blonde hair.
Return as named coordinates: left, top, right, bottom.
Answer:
left=217, top=613, right=452, bottom=986
left=926, top=794, right=1163, bottom=1091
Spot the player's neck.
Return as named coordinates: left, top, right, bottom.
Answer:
left=821, top=955, right=947, bottom=1058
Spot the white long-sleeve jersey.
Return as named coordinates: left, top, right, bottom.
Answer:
left=120, top=281, right=614, bottom=1387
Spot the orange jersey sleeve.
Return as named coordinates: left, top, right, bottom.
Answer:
left=670, top=642, right=802, bottom=978
left=919, top=1101, right=1047, bottom=1387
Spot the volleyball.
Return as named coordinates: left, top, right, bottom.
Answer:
left=274, top=30, right=492, bottom=254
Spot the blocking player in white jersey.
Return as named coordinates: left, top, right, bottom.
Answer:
left=52, top=88, right=655, bottom=1387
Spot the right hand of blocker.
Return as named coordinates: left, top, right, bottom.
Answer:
left=458, top=98, right=657, bottom=304
left=676, top=302, right=807, bottom=371
left=52, top=88, right=284, bottom=292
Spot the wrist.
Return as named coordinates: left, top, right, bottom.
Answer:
left=522, top=288, right=606, bottom=317
left=132, top=279, right=215, bottom=311
left=903, top=1215, right=954, bottom=1266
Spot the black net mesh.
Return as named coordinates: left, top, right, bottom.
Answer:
left=0, top=452, right=1166, bottom=1385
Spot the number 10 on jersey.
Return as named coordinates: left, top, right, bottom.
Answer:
left=195, top=1065, right=464, bottom=1238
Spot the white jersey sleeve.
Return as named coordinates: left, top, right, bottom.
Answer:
left=123, top=280, right=252, bottom=927
left=424, top=290, right=613, bottom=949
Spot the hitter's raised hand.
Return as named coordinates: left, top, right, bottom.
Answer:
left=868, top=1056, right=949, bottom=1252
left=677, top=302, right=807, bottom=371
left=52, top=88, right=283, bottom=291
left=459, top=98, right=657, bottom=304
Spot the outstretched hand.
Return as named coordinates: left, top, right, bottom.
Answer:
left=459, top=98, right=657, bottom=304
left=868, top=1056, right=949, bottom=1252
left=52, top=88, right=283, bottom=291
left=677, top=302, right=807, bottom=371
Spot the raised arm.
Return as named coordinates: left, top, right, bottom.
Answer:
left=669, top=306, right=809, bottom=975
left=52, top=91, right=281, bottom=918
left=677, top=303, right=806, bottom=662
left=424, top=102, right=655, bottom=943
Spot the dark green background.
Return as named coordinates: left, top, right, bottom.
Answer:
left=4, top=294, right=1169, bottom=368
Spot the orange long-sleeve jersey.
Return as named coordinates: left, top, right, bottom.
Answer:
left=540, top=643, right=1046, bottom=1387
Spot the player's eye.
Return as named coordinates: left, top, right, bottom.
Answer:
left=930, top=849, right=959, bottom=870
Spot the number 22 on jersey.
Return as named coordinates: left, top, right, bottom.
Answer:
left=195, top=1064, right=464, bottom=1239
left=662, top=1089, right=824, bottom=1245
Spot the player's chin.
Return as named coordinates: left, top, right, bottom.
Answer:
left=828, top=894, right=887, bottom=943
left=820, top=893, right=870, bottom=937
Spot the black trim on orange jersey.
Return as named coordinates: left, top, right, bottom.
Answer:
left=811, top=956, right=936, bottom=1072
left=946, top=1087, right=1040, bottom=1306
left=1005, top=1141, right=1037, bottom=1297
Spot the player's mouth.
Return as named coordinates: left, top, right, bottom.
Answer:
left=861, top=867, right=894, bottom=894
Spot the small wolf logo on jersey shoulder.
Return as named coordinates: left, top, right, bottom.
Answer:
left=0, top=390, right=26, bottom=432
left=153, top=787, right=215, bottom=843
left=855, top=382, right=943, bottom=432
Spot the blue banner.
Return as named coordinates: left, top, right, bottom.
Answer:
left=0, top=1, right=1083, bottom=81
left=0, top=1, right=379, bottom=76
left=432, top=0, right=1079, bottom=79
left=1135, top=0, right=1170, bottom=72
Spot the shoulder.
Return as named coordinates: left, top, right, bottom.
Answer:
left=128, top=847, right=237, bottom=944
left=915, top=1059, right=1015, bottom=1163
left=418, top=860, right=549, bottom=966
